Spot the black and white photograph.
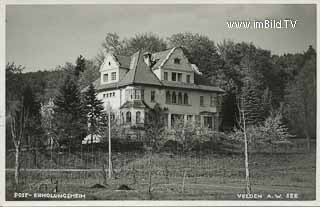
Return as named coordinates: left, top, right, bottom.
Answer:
left=1, top=1, right=318, bottom=206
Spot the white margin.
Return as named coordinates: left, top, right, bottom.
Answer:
left=0, top=0, right=319, bottom=206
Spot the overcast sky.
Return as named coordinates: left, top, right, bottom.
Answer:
left=6, top=4, right=316, bottom=72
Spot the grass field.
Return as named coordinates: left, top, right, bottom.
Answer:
left=5, top=150, right=316, bottom=200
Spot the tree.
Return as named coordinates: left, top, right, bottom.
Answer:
left=143, top=104, right=167, bottom=198
left=53, top=75, right=86, bottom=147
left=168, top=33, right=223, bottom=85
left=7, top=82, right=42, bottom=188
left=8, top=99, right=28, bottom=188
left=284, top=46, right=316, bottom=152
left=82, top=83, right=104, bottom=144
left=97, top=32, right=167, bottom=66
left=240, top=78, right=271, bottom=126
left=78, top=59, right=100, bottom=89
left=235, top=95, right=251, bottom=194
left=124, top=33, right=167, bottom=55
left=75, top=55, right=86, bottom=77
left=22, top=85, right=43, bottom=148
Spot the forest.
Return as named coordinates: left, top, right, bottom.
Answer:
left=6, top=32, right=316, bottom=148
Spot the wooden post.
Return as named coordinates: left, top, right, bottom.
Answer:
left=108, top=110, right=112, bottom=178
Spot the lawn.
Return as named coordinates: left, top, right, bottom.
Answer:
left=5, top=150, right=316, bottom=200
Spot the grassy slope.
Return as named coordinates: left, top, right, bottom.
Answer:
left=5, top=151, right=316, bottom=200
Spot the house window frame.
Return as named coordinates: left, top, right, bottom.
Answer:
left=200, top=96, right=204, bottom=106
left=103, top=73, right=108, bottom=83
left=111, top=72, right=116, bottom=80
left=184, top=93, right=189, bottom=105
left=172, top=92, right=177, bottom=104
left=164, top=72, right=168, bottom=81
left=186, top=74, right=190, bottom=83
left=166, top=91, right=171, bottom=104
left=178, top=92, right=182, bottom=104
left=126, top=111, right=131, bottom=123
left=174, top=58, right=181, bottom=64
left=178, top=73, right=182, bottom=82
left=210, top=95, right=216, bottom=107
left=136, top=111, right=141, bottom=123
left=172, top=72, right=176, bottom=81
left=151, top=90, right=156, bottom=102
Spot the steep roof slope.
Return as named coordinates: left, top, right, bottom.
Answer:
left=119, top=51, right=162, bottom=87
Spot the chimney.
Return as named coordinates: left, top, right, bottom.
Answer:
left=143, top=52, right=152, bottom=67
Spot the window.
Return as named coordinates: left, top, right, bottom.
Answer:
left=164, top=72, right=168, bottom=80
left=210, top=96, right=215, bottom=107
left=186, top=75, right=190, bottom=83
left=187, top=115, right=193, bottom=121
left=178, top=73, right=182, bottom=82
left=135, top=90, right=141, bottom=99
left=125, top=90, right=130, bottom=100
left=178, top=92, right=182, bottom=104
left=200, top=96, right=204, bottom=106
left=166, top=91, right=171, bottom=104
left=126, top=111, right=131, bottom=123
left=130, top=90, right=133, bottom=99
left=108, top=62, right=111, bottom=66
left=174, top=58, right=180, bottom=64
left=172, top=92, right=177, bottom=104
left=184, top=93, right=188, bottom=105
left=204, top=116, right=213, bottom=128
left=103, top=73, right=108, bottom=82
left=141, top=90, right=144, bottom=100
left=121, top=112, right=124, bottom=124
left=113, top=92, right=115, bottom=97
left=172, top=72, right=176, bottom=81
left=151, top=91, right=155, bottom=102
left=136, top=111, right=141, bottom=123
left=111, top=72, right=116, bottom=80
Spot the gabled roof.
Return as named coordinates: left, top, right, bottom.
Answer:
left=151, top=47, right=176, bottom=69
left=116, top=55, right=131, bottom=69
left=118, top=51, right=162, bottom=87
left=92, top=48, right=224, bottom=94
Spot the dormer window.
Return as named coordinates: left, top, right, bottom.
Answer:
left=174, top=58, right=180, bottom=64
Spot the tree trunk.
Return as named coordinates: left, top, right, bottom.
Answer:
left=242, top=110, right=251, bottom=194
left=15, top=146, right=21, bottom=188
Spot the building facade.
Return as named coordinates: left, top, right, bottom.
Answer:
left=92, top=47, right=224, bottom=131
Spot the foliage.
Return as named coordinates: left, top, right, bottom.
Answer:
left=284, top=46, right=316, bottom=139
left=143, top=104, right=168, bottom=152
left=75, top=55, right=86, bottom=77
left=78, top=59, right=100, bottom=89
left=21, top=85, right=44, bottom=147
left=229, top=108, right=293, bottom=148
left=168, top=32, right=223, bottom=85
left=52, top=75, right=86, bottom=146
left=239, top=78, right=272, bottom=126
left=82, top=83, right=104, bottom=138
left=97, top=32, right=167, bottom=66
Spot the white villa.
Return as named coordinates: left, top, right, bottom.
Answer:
left=92, top=47, right=224, bottom=131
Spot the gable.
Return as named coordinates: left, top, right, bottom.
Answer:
left=100, top=54, right=120, bottom=72
left=153, top=47, right=194, bottom=72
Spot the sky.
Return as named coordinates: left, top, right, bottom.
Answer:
left=6, top=4, right=317, bottom=72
